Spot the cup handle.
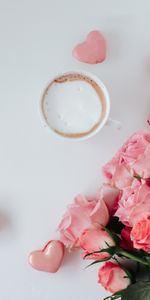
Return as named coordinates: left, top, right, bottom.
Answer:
left=106, top=118, right=122, bottom=130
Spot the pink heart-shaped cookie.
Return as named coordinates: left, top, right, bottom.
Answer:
left=73, top=30, right=106, bottom=64
left=29, top=240, right=64, bottom=273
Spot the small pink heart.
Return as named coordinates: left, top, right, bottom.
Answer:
left=29, top=240, right=64, bottom=273
left=73, top=30, right=106, bottom=64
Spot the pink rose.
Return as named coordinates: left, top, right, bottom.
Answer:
left=133, top=144, right=150, bottom=178
left=115, top=181, right=150, bottom=226
left=120, top=227, right=133, bottom=250
left=79, top=228, right=115, bottom=260
left=103, top=132, right=150, bottom=189
left=97, top=184, right=120, bottom=215
left=131, top=214, right=150, bottom=252
left=58, top=195, right=109, bottom=249
left=98, top=262, right=131, bottom=293
left=103, top=161, right=133, bottom=189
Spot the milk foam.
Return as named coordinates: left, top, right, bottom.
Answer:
left=43, top=78, right=103, bottom=136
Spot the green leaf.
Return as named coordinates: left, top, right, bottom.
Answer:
left=113, top=281, right=150, bottom=300
left=85, top=256, right=111, bottom=269
left=84, top=246, right=116, bottom=259
left=104, top=296, right=121, bottom=300
left=102, top=225, right=120, bottom=244
left=104, top=291, right=123, bottom=300
left=98, top=246, right=116, bottom=255
left=84, top=250, right=103, bottom=259
left=107, top=217, right=125, bottom=234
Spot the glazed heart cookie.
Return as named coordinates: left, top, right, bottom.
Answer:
left=72, top=30, right=106, bottom=64
left=29, top=240, right=64, bottom=273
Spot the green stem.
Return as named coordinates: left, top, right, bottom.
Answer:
left=118, top=249, right=150, bottom=266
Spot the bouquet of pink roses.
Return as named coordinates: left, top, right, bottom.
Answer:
left=58, top=131, right=150, bottom=300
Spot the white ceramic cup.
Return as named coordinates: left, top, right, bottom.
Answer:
left=39, top=70, right=119, bottom=140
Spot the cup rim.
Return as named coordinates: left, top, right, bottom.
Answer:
left=39, top=70, right=110, bottom=141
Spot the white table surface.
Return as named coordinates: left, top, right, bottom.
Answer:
left=0, top=0, right=150, bottom=299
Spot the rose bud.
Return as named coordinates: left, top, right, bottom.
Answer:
left=79, top=227, right=115, bottom=260
left=98, top=262, right=131, bottom=293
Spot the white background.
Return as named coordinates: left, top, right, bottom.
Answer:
left=0, top=0, right=150, bottom=299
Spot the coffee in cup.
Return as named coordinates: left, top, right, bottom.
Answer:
left=40, top=71, right=110, bottom=140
